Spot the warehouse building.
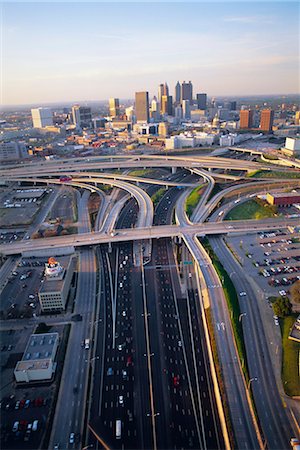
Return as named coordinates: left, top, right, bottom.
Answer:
left=266, top=192, right=300, bottom=207
left=14, top=333, right=59, bottom=383
left=38, top=255, right=75, bottom=311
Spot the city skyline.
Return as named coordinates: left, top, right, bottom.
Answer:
left=1, top=1, right=299, bottom=105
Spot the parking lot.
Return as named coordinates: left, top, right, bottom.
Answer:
left=1, top=258, right=47, bottom=320
left=0, top=323, right=69, bottom=450
left=226, top=230, right=300, bottom=304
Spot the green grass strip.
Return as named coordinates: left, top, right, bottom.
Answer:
left=200, top=237, right=250, bottom=382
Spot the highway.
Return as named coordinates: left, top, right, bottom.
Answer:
left=183, top=234, right=260, bottom=449
left=1, top=217, right=300, bottom=255
left=209, top=236, right=297, bottom=449
left=49, top=189, right=97, bottom=450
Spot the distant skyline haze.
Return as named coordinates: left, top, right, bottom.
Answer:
left=1, top=1, right=299, bottom=105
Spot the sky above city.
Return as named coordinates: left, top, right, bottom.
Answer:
left=1, top=1, right=299, bottom=105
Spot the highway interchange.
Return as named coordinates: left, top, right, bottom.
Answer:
left=1, top=152, right=300, bottom=450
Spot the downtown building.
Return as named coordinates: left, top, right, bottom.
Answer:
left=31, top=108, right=53, bottom=128
left=260, top=109, right=274, bottom=132
left=72, top=105, right=92, bottom=129
left=109, top=98, right=120, bottom=118
left=135, top=91, right=149, bottom=123
left=239, top=109, right=254, bottom=129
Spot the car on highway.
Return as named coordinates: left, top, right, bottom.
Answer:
left=32, top=420, right=39, bottom=431
left=107, top=367, right=113, bottom=376
left=173, top=376, right=180, bottom=387
left=122, top=310, right=126, bottom=317
left=239, top=292, right=247, bottom=297
left=69, top=432, right=75, bottom=444
left=15, top=400, right=20, bottom=410
left=118, top=344, right=123, bottom=351
left=122, top=369, right=127, bottom=380
left=12, top=421, right=19, bottom=432
left=118, top=395, right=124, bottom=405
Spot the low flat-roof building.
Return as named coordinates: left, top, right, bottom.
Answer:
left=266, top=192, right=300, bottom=207
left=14, top=332, right=59, bottom=383
left=38, top=255, right=75, bottom=311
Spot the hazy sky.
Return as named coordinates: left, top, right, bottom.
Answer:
left=1, top=1, right=299, bottom=105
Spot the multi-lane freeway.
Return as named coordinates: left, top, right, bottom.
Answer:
left=1, top=152, right=299, bottom=450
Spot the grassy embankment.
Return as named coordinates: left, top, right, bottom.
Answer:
left=151, top=188, right=166, bottom=206
left=225, top=199, right=277, bottom=221
left=280, top=315, right=300, bottom=397
left=185, top=185, right=204, bottom=218
left=248, top=170, right=300, bottom=179
left=200, top=237, right=250, bottom=382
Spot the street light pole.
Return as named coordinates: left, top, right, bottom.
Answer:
left=239, top=313, right=247, bottom=322
left=247, top=377, right=258, bottom=390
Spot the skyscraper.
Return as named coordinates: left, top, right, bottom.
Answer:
left=135, top=91, right=149, bottom=123
left=260, top=109, right=274, bottom=132
left=175, top=81, right=181, bottom=104
left=182, top=100, right=191, bottom=120
left=158, top=83, right=169, bottom=113
left=31, top=108, right=53, bottom=128
left=161, top=95, right=173, bottom=116
left=72, top=105, right=92, bottom=128
left=196, top=93, right=207, bottom=110
left=150, top=97, right=160, bottom=120
left=109, top=98, right=120, bottom=118
left=229, top=101, right=237, bottom=111
left=239, top=109, right=254, bottom=129
left=181, top=81, right=193, bottom=103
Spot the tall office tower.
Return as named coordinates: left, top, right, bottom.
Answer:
left=158, top=83, right=164, bottom=107
left=260, top=109, right=274, bottom=132
left=196, top=93, right=207, bottom=110
left=181, top=81, right=193, bottom=103
left=72, top=105, right=92, bottom=128
left=31, top=108, right=53, bottom=128
left=239, top=109, right=254, bottom=129
left=295, top=111, right=300, bottom=125
left=125, top=106, right=134, bottom=121
left=109, top=98, right=120, bottom=118
left=175, top=105, right=183, bottom=120
left=182, top=100, right=191, bottom=119
left=135, top=91, right=149, bottom=123
left=151, top=97, right=160, bottom=120
left=158, top=83, right=169, bottom=111
left=229, top=101, right=237, bottom=111
left=161, top=95, right=173, bottom=115
left=175, top=81, right=181, bottom=104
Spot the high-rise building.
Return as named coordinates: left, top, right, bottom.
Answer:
left=135, top=91, right=149, bottom=123
left=181, top=81, right=193, bottom=103
left=72, top=105, right=92, bottom=128
left=161, top=95, right=173, bottom=116
left=182, top=100, right=191, bottom=120
left=0, top=142, right=28, bottom=161
left=109, top=98, right=120, bottom=118
left=295, top=111, right=300, bottom=125
left=151, top=97, right=160, bottom=120
left=175, top=105, right=183, bottom=120
left=158, top=83, right=169, bottom=112
left=260, top=109, right=274, bottom=132
left=196, top=93, right=207, bottom=110
left=229, top=101, right=237, bottom=111
left=175, top=81, right=181, bottom=104
left=31, top=108, right=53, bottom=128
left=239, top=109, right=254, bottom=129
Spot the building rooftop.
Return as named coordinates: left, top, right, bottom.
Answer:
left=269, top=192, right=300, bottom=198
left=22, top=332, right=59, bottom=361
left=15, top=359, right=51, bottom=373
left=40, top=255, right=73, bottom=293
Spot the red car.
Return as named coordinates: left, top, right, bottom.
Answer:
left=173, top=376, right=180, bottom=387
left=126, top=355, right=132, bottom=366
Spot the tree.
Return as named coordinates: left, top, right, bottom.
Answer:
left=273, top=297, right=292, bottom=318
left=290, top=280, right=300, bottom=304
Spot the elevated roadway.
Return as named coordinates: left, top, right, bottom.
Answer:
left=1, top=217, right=299, bottom=256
